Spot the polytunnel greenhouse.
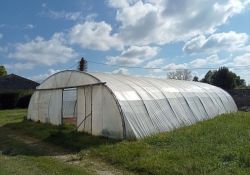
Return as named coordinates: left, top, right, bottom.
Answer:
left=27, top=70, right=237, bottom=139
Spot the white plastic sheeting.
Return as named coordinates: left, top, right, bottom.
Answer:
left=27, top=89, right=62, bottom=125
left=76, top=85, right=123, bottom=138
left=91, top=73, right=237, bottom=139
left=77, top=86, right=92, bottom=133
left=62, top=88, right=77, bottom=118
left=38, top=71, right=98, bottom=89
left=27, top=70, right=237, bottom=139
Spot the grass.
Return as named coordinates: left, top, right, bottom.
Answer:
left=0, top=109, right=89, bottom=175
left=2, top=115, right=117, bottom=152
left=88, top=112, right=250, bottom=175
left=0, top=109, right=26, bottom=126
left=0, top=109, right=250, bottom=174
left=0, top=154, right=89, bottom=175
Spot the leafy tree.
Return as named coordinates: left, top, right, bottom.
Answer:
left=201, top=70, right=214, bottom=84
left=78, top=57, right=87, bottom=71
left=0, top=65, right=7, bottom=76
left=201, top=67, right=246, bottom=89
left=193, top=76, right=199, bottom=82
left=167, top=69, right=192, bottom=80
left=212, top=67, right=235, bottom=89
left=234, top=75, right=246, bottom=88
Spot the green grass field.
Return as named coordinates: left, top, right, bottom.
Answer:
left=0, top=109, right=89, bottom=175
left=89, top=112, right=250, bottom=175
left=0, top=109, right=250, bottom=175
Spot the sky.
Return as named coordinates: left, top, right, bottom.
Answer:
left=1, top=0, right=250, bottom=84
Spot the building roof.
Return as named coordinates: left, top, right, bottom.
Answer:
left=0, top=74, right=39, bottom=92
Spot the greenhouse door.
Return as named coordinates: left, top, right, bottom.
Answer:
left=62, top=88, right=77, bottom=125
left=76, top=86, right=92, bottom=133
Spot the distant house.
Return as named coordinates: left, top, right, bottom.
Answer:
left=0, top=74, right=39, bottom=92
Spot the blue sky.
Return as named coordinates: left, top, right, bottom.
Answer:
left=1, top=0, right=250, bottom=83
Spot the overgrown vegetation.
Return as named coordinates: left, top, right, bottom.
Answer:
left=200, top=67, right=246, bottom=89
left=1, top=109, right=250, bottom=175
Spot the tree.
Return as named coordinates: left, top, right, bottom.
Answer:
left=201, top=67, right=246, bottom=89
left=235, top=75, right=246, bottom=88
left=212, top=67, right=235, bottom=89
left=0, top=65, right=7, bottom=76
left=201, top=70, right=214, bottom=84
left=78, top=57, right=87, bottom=71
left=167, top=69, right=192, bottom=80
left=193, top=76, right=199, bottom=82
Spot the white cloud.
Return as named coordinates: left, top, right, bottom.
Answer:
left=233, top=53, right=250, bottom=66
left=189, top=54, right=227, bottom=68
left=106, top=45, right=159, bottom=65
left=4, top=63, right=35, bottom=71
left=162, top=54, right=227, bottom=71
left=235, top=69, right=250, bottom=85
left=112, top=68, right=129, bottom=75
left=145, top=58, right=164, bottom=73
left=224, top=53, right=250, bottom=84
left=163, top=63, right=188, bottom=71
left=29, top=69, right=60, bottom=82
left=25, top=24, right=34, bottom=29
left=183, top=31, right=249, bottom=53
left=69, top=21, right=123, bottom=51
left=161, top=54, right=250, bottom=83
left=107, top=56, right=142, bottom=65
left=84, top=13, right=98, bottom=21
left=145, top=58, right=164, bottom=68
left=40, top=9, right=82, bottom=21
left=0, top=33, right=3, bottom=39
left=108, top=0, right=249, bottom=46
left=9, top=33, right=77, bottom=66
left=35, top=0, right=250, bottom=54
left=108, top=0, right=130, bottom=8
left=121, top=45, right=158, bottom=58
left=116, top=1, right=157, bottom=27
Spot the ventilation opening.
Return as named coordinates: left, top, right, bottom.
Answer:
left=62, top=88, right=77, bottom=125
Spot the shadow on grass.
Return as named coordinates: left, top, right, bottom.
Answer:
left=0, top=118, right=119, bottom=157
